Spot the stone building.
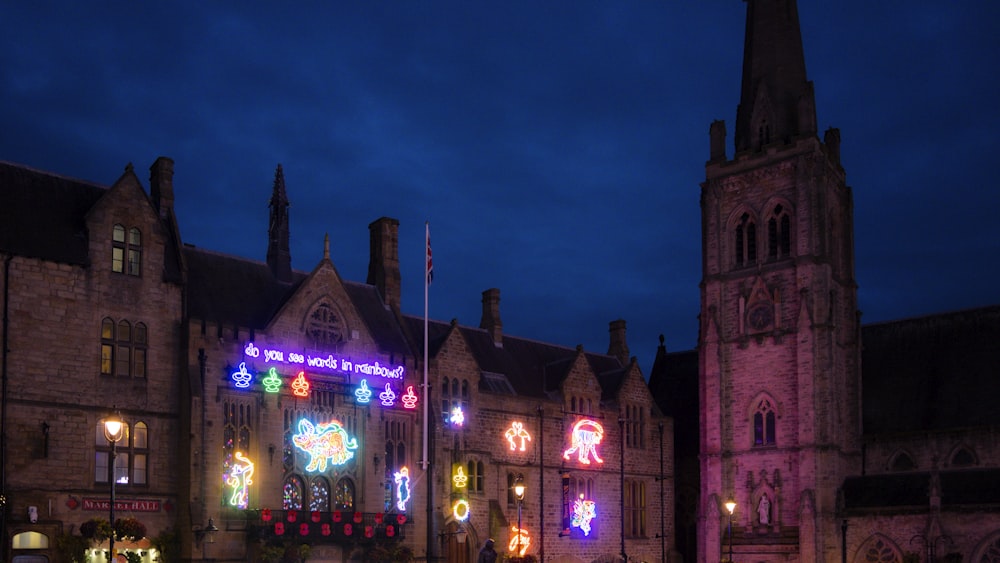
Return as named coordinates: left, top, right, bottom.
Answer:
left=0, top=157, right=671, bottom=562
left=648, top=2, right=1000, bottom=562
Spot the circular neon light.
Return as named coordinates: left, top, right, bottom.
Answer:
left=452, top=499, right=470, bottom=521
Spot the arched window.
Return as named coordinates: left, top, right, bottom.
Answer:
left=284, top=476, right=304, bottom=509
left=735, top=213, right=757, bottom=267
left=753, top=399, right=776, bottom=447
left=334, top=478, right=355, bottom=511
left=951, top=446, right=976, bottom=467
left=889, top=451, right=916, bottom=471
left=306, top=302, right=344, bottom=346
left=310, top=477, right=331, bottom=511
left=767, top=204, right=792, bottom=260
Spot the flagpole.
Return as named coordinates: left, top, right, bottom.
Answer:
left=422, top=221, right=430, bottom=471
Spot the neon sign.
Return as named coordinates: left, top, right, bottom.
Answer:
left=379, top=383, right=396, bottom=407
left=401, top=386, right=418, bottom=409
left=225, top=451, right=254, bottom=508
left=449, top=406, right=465, bottom=426
left=231, top=362, right=253, bottom=388
left=508, top=526, right=530, bottom=557
left=452, top=499, right=470, bottom=521
left=243, top=342, right=404, bottom=379
left=571, top=496, right=597, bottom=536
left=291, top=419, right=358, bottom=471
left=393, top=467, right=411, bottom=512
left=452, top=465, right=468, bottom=489
left=355, top=380, right=372, bottom=403
left=563, top=419, right=605, bottom=465
left=291, top=371, right=311, bottom=398
left=504, top=421, right=532, bottom=451
left=261, top=367, right=282, bottom=393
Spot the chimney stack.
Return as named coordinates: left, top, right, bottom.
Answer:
left=149, top=156, right=175, bottom=220
left=608, top=319, right=630, bottom=366
left=480, top=288, right=503, bottom=346
left=367, top=217, right=401, bottom=309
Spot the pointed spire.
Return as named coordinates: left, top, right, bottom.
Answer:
left=266, top=164, right=293, bottom=282
left=734, top=0, right=816, bottom=153
left=324, top=233, right=330, bottom=261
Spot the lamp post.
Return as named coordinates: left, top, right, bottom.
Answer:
left=104, top=411, right=125, bottom=562
left=514, top=473, right=525, bottom=556
left=724, top=498, right=736, bottom=563
left=195, top=518, right=219, bottom=561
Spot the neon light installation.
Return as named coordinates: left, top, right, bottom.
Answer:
left=508, top=526, right=530, bottom=557
left=261, top=367, right=282, bottom=393
left=291, top=371, right=311, bottom=398
left=393, top=467, right=411, bottom=512
left=452, top=466, right=468, bottom=489
left=562, top=419, right=605, bottom=465
left=243, top=342, right=405, bottom=379
left=504, top=421, right=532, bottom=451
left=571, top=496, right=597, bottom=536
left=452, top=499, right=470, bottom=521
left=231, top=362, right=253, bottom=388
left=379, top=383, right=397, bottom=407
left=291, top=419, right=358, bottom=471
left=225, top=451, right=254, bottom=508
left=354, top=380, right=372, bottom=404
left=400, top=386, right=418, bottom=409
left=449, top=406, right=465, bottom=426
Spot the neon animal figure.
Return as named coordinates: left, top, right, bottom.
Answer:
left=562, top=419, right=605, bottom=464
left=225, top=451, right=255, bottom=508
left=504, top=421, right=532, bottom=451
left=292, top=419, right=358, bottom=471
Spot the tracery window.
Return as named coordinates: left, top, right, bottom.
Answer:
left=306, top=302, right=344, bottom=347
left=310, top=477, right=331, bottom=511
left=753, top=399, right=776, bottom=446
left=862, top=536, right=901, bottom=563
left=735, top=213, right=757, bottom=267
left=384, top=418, right=408, bottom=510
left=95, top=419, right=148, bottom=486
left=111, top=224, right=142, bottom=276
left=223, top=400, right=253, bottom=506
left=283, top=475, right=304, bottom=510
left=767, top=204, right=792, bottom=259
left=101, top=318, right=147, bottom=378
left=334, top=478, right=355, bottom=511
left=441, top=376, right=469, bottom=422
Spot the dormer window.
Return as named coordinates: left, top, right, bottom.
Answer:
left=112, top=224, right=142, bottom=276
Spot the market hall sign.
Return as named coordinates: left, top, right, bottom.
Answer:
left=83, top=498, right=161, bottom=512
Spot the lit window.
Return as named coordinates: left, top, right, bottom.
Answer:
left=112, top=224, right=141, bottom=276
left=310, top=477, right=331, bottom=511
left=283, top=475, right=304, bottom=510
left=94, top=420, right=148, bottom=486
left=100, top=318, right=147, bottom=378
left=334, top=478, right=355, bottom=511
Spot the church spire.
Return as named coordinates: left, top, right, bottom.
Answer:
left=267, top=164, right=292, bottom=283
left=734, top=0, right=816, bottom=153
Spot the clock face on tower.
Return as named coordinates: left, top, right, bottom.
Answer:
left=747, top=302, right=773, bottom=331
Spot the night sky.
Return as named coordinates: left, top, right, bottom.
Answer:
left=3, top=3, right=998, bottom=375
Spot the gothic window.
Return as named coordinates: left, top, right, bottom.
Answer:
left=100, top=318, right=147, bottom=378
left=467, top=460, right=484, bottom=492
left=767, top=204, right=793, bottom=259
left=889, top=451, right=916, bottom=472
left=334, top=478, right=355, bottom=511
left=624, top=480, right=647, bottom=538
left=384, top=418, right=408, bottom=509
left=306, top=302, right=344, bottom=347
left=283, top=476, right=304, bottom=510
left=94, top=419, right=148, bottom=486
left=861, top=536, right=902, bottom=563
left=223, top=400, right=253, bottom=506
left=950, top=446, right=976, bottom=467
left=624, top=404, right=645, bottom=449
left=442, top=377, right=469, bottom=423
left=758, top=120, right=771, bottom=148
left=309, top=477, right=331, bottom=511
left=752, top=399, right=776, bottom=447
left=111, top=224, right=142, bottom=276
left=735, top=213, right=757, bottom=267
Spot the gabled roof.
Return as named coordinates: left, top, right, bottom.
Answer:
left=404, top=315, right=625, bottom=400
left=184, top=245, right=410, bottom=356
left=0, top=161, right=107, bottom=264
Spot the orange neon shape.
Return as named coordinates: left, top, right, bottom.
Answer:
left=504, top=421, right=532, bottom=451
left=508, top=525, right=530, bottom=557
left=291, top=371, right=311, bottom=397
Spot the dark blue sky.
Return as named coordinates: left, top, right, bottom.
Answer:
left=3, top=3, right=998, bottom=375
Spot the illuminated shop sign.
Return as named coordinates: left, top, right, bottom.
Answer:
left=243, top=342, right=404, bottom=379
left=562, top=419, right=605, bottom=465
left=292, top=419, right=358, bottom=471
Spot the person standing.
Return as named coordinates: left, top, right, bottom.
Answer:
left=477, top=538, right=498, bottom=563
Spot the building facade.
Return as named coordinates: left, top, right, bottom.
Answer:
left=0, top=158, right=672, bottom=563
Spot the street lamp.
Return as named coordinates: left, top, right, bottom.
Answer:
left=514, top=473, right=526, bottom=555
left=104, top=410, right=125, bottom=562
left=724, top=498, right=736, bottom=563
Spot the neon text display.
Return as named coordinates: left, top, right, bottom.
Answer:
left=571, top=497, right=597, bottom=536
left=225, top=451, right=255, bottom=508
left=508, top=526, right=530, bottom=557
left=562, top=419, right=605, bottom=465
left=504, top=421, right=532, bottom=451
left=244, top=342, right=404, bottom=379
left=452, top=499, right=470, bottom=521
left=292, top=419, right=358, bottom=471
left=393, top=467, right=411, bottom=512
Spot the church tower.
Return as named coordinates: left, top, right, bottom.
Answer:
left=698, top=2, right=861, bottom=561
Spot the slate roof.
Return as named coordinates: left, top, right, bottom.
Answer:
left=403, top=315, right=626, bottom=400
left=0, top=161, right=107, bottom=264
